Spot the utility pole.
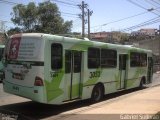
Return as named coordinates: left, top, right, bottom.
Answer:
left=87, top=9, right=93, bottom=39
left=82, top=1, right=85, bottom=38
left=159, top=25, right=160, bottom=63
left=78, top=1, right=87, bottom=38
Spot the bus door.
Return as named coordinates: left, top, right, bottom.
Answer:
left=119, top=54, right=127, bottom=89
left=65, top=50, right=82, bottom=100
left=147, top=57, right=153, bottom=83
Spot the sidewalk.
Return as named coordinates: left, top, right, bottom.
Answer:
left=49, top=86, right=160, bottom=120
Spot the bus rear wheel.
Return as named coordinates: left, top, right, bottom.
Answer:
left=91, top=84, right=103, bottom=102
left=139, top=77, right=145, bottom=88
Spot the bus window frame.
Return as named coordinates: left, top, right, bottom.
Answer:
left=130, top=52, right=147, bottom=67
left=88, top=47, right=100, bottom=69
left=51, top=43, right=63, bottom=70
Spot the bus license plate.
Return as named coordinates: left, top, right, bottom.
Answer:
left=12, top=73, right=23, bottom=80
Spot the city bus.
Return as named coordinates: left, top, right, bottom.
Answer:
left=3, top=33, right=153, bottom=104
left=0, top=45, right=5, bottom=82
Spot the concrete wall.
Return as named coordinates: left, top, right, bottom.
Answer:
left=135, top=37, right=160, bottom=56
left=134, top=37, right=160, bottom=72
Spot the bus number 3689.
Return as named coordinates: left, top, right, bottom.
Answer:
left=89, top=71, right=101, bottom=79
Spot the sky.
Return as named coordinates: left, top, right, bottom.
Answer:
left=0, top=0, right=160, bottom=33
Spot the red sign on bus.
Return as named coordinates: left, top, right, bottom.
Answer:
left=8, top=37, right=21, bottom=59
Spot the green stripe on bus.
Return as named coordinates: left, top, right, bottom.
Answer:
left=44, top=69, right=64, bottom=102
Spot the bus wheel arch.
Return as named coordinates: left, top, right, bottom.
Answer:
left=91, top=82, right=104, bottom=102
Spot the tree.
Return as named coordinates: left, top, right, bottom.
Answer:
left=11, top=2, right=37, bottom=32
left=7, top=27, right=21, bottom=35
left=10, top=1, right=72, bottom=34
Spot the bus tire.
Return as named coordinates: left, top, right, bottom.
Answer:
left=91, top=84, right=104, bottom=102
left=139, top=77, right=145, bottom=88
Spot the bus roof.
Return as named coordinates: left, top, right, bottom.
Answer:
left=0, top=45, right=5, bottom=48
left=10, top=33, right=152, bottom=53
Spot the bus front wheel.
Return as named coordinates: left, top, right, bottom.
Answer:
left=91, top=84, right=104, bottom=102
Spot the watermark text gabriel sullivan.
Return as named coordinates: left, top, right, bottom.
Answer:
left=120, top=114, right=160, bottom=120
left=0, top=113, right=18, bottom=120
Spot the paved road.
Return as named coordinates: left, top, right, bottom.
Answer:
left=49, top=86, right=160, bottom=120
left=0, top=73, right=159, bottom=120
left=0, top=83, right=11, bottom=98
left=152, top=72, right=160, bottom=86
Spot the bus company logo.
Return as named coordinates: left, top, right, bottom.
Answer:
left=9, top=37, right=21, bottom=59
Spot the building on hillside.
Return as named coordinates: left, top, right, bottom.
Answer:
left=90, top=31, right=129, bottom=44
left=130, top=31, right=140, bottom=36
left=131, top=28, right=158, bottom=37
left=90, top=32, right=110, bottom=41
left=139, top=28, right=157, bottom=36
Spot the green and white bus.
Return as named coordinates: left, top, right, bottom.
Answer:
left=3, top=33, right=153, bottom=104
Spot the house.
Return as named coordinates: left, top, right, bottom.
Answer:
left=131, top=28, right=158, bottom=36
left=90, top=31, right=110, bottom=41
left=139, top=28, right=157, bottom=36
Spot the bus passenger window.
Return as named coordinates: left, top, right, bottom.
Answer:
left=101, top=49, right=117, bottom=68
left=51, top=44, right=62, bottom=70
left=65, top=51, right=71, bottom=73
left=140, top=53, right=147, bottom=67
left=130, top=52, right=147, bottom=67
left=74, top=52, right=81, bottom=73
left=88, top=48, right=100, bottom=68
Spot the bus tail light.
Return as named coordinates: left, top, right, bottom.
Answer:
left=34, top=76, right=44, bottom=86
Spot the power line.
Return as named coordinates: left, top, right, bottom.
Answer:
left=0, top=0, right=79, bottom=9
left=0, top=19, right=11, bottom=23
left=151, top=0, right=160, bottom=5
left=92, top=11, right=149, bottom=29
left=127, top=0, right=150, bottom=10
left=66, top=0, right=79, bottom=4
left=0, top=0, right=19, bottom=5
left=127, top=0, right=160, bottom=16
left=0, top=0, right=79, bottom=18
left=51, top=0, right=77, bottom=7
left=145, top=0, right=160, bottom=13
left=123, top=17, right=159, bottom=31
left=61, top=14, right=79, bottom=18
left=121, top=16, right=160, bottom=31
left=61, top=12, right=78, bottom=16
left=91, top=5, right=160, bottom=29
left=145, top=0, right=158, bottom=7
left=123, top=19, right=160, bottom=31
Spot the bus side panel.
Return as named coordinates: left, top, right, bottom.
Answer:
left=82, top=69, right=118, bottom=100
left=126, top=51, right=148, bottom=89
left=101, top=69, right=118, bottom=94
left=81, top=51, right=93, bottom=100
left=127, top=67, right=147, bottom=89
left=43, top=36, right=65, bottom=104
left=82, top=52, right=118, bottom=99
